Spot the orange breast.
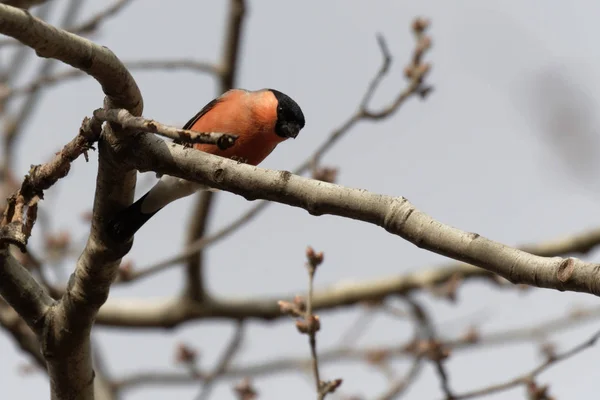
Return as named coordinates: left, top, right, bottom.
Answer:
left=188, top=90, right=284, bottom=166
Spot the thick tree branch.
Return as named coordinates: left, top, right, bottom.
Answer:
left=121, top=135, right=600, bottom=295
left=0, top=4, right=143, bottom=399
left=96, top=223, right=600, bottom=328
left=0, top=4, right=142, bottom=113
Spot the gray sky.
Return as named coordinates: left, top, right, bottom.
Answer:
left=2, top=1, right=600, bottom=399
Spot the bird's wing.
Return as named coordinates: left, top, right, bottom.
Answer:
left=175, top=97, right=222, bottom=147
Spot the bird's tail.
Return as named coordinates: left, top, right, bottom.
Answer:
left=107, top=192, right=162, bottom=241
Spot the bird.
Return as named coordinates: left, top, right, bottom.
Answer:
left=107, top=88, right=305, bottom=241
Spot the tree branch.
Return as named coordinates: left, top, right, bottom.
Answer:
left=183, top=0, right=247, bottom=301
left=0, top=298, right=46, bottom=368
left=193, top=321, right=245, bottom=400
left=0, top=248, right=53, bottom=333
left=0, top=4, right=142, bottom=112
left=70, top=0, right=134, bottom=35
left=93, top=108, right=237, bottom=148
left=0, top=0, right=137, bottom=47
left=1, top=116, right=101, bottom=250
left=0, top=59, right=217, bottom=103
left=0, top=4, right=143, bottom=398
left=114, top=304, right=600, bottom=392
left=96, top=224, right=600, bottom=327
left=121, top=134, right=600, bottom=296
left=452, top=329, right=600, bottom=399
left=1, top=0, right=80, bottom=181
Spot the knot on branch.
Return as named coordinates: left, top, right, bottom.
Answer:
left=0, top=221, right=29, bottom=252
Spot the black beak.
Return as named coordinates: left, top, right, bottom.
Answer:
left=287, top=123, right=301, bottom=139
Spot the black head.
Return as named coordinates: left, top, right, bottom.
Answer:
left=269, top=89, right=305, bottom=139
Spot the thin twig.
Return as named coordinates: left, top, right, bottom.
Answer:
left=376, top=356, right=424, bottom=400
left=93, top=108, right=237, bottom=148
left=307, top=263, right=321, bottom=395
left=2, top=0, right=83, bottom=173
left=404, top=298, right=454, bottom=399
left=194, top=321, right=245, bottom=400
left=294, top=248, right=342, bottom=400
left=359, top=33, right=392, bottom=111
left=0, top=59, right=217, bottom=102
left=452, top=329, right=600, bottom=399
left=112, top=306, right=600, bottom=391
left=69, top=0, right=134, bottom=34
left=0, top=0, right=136, bottom=48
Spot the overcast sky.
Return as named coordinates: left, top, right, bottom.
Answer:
left=2, top=1, right=600, bottom=399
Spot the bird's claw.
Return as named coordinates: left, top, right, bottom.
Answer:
left=230, top=156, right=249, bottom=164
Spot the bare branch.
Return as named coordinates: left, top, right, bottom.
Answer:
left=183, top=0, right=247, bottom=301
left=122, top=199, right=269, bottom=282
left=194, top=322, right=245, bottom=400
left=0, top=298, right=45, bottom=368
left=117, top=134, right=600, bottom=297
left=183, top=189, right=214, bottom=300
left=71, top=0, right=134, bottom=35
left=97, top=224, right=600, bottom=328
left=114, top=304, right=600, bottom=392
left=0, top=0, right=136, bottom=47
left=0, top=248, right=52, bottom=334
left=376, top=356, right=423, bottom=400
left=0, top=4, right=143, bottom=398
left=405, top=298, right=454, bottom=399
left=0, top=116, right=101, bottom=249
left=0, top=4, right=142, bottom=112
left=295, top=247, right=343, bottom=399
left=0, top=1, right=52, bottom=84
left=452, top=330, right=600, bottom=399
left=93, top=108, right=238, bottom=148
left=359, top=33, right=392, bottom=110
left=0, top=59, right=217, bottom=102
left=1, top=0, right=82, bottom=175
left=219, top=0, right=246, bottom=91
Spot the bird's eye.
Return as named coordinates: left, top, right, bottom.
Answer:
left=278, top=106, right=283, bottom=112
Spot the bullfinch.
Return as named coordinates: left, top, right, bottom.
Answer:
left=108, top=88, right=305, bottom=241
